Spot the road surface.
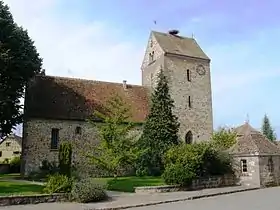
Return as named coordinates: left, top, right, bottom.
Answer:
left=128, top=187, right=280, bottom=210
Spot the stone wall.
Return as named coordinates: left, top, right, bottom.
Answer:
left=0, top=193, right=67, bottom=206
left=141, top=33, right=213, bottom=143
left=135, top=175, right=237, bottom=194
left=22, top=119, right=142, bottom=176
left=233, top=156, right=261, bottom=187
left=259, top=155, right=280, bottom=187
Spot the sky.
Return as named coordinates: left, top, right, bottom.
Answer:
left=3, top=0, right=280, bottom=136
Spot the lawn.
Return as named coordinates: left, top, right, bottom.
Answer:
left=0, top=173, right=44, bottom=196
left=94, top=176, right=165, bottom=192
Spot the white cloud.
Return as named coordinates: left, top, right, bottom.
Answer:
left=3, top=0, right=144, bottom=85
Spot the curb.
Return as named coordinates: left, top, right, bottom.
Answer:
left=89, top=187, right=260, bottom=210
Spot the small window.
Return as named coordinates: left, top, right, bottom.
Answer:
left=268, top=157, right=274, bottom=173
left=150, top=40, right=153, bottom=47
left=13, top=151, right=20, bottom=155
left=0, top=151, right=2, bottom=157
left=51, top=128, right=59, bottom=150
left=241, top=159, right=247, bottom=172
left=187, top=69, right=191, bottom=81
left=75, top=126, right=82, bottom=135
left=149, top=51, right=154, bottom=63
left=6, top=142, right=10, bottom=147
left=188, top=96, right=192, bottom=108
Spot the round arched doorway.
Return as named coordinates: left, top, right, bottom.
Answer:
left=185, top=131, right=193, bottom=144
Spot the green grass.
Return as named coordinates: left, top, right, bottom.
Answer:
left=94, top=176, right=165, bottom=193
left=0, top=174, right=44, bottom=196
left=0, top=181, right=44, bottom=196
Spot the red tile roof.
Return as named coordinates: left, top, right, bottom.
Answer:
left=24, top=75, right=150, bottom=122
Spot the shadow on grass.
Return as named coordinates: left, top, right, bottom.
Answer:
left=0, top=181, right=44, bottom=196
left=106, top=176, right=164, bottom=193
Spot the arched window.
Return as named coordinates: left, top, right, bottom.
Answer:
left=185, top=131, right=193, bottom=144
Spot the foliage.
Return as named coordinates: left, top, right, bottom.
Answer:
left=137, top=69, right=180, bottom=176
left=27, top=160, right=59, bottom=181
left=71, top=178, right=107, bottom=203
left=162, top=143, right=234, bottom=186
left=1, top=158, right=9, bottom=164
left=87, top=94, right=143, bottom=176
left=261, top=114, right=277, bottom=141
left=43, top=174, right=73, bottom=194
left=210, top=127, right=237, bottom=150
left=0, top=1, right=43, bottom=137
left=9, top=156, right=21, bottom=173
left=58, top=142, right=72, bottom=177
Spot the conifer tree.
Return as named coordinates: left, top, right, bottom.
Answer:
left=137, top=68, right=180, bottom=176
left=262, top=114, right=276, bottom=141
left=0, top=1, right=42, bottom=137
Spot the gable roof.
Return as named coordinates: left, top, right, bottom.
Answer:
left=228, top=122, right=280, bottom=155
left=24, top=75, right=150, bottom=122
left=0, top=134, right=22, bottom=146
left=152, top=31, right=210, bottom=61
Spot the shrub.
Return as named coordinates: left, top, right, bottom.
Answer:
left=71, top=178, right=107, bottom=203
left=162, top=163, right=196, bottom=186
left=44, top=174, right=73, bottom=193
left=162, top=142, right=234, bottom=186
left=59, top=142, right=72, bottom=177
left=39, top=159, right=59, bottom=175
left=9, top=156, right=21, bottom=173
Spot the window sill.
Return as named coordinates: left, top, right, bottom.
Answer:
left=50, top=149, right=58, bottom=152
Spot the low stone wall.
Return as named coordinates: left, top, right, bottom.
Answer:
left=0, top=164, right=10, bottom=174
left=135, top=175, right=238, bottom=194
left=0, top=193, right=68, bottom=206
left=191, top=174, right=237, bottom=190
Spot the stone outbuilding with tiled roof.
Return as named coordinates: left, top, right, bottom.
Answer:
left=21, top=30, right=214, bottom=176
left=229, top=122, right=280, bottom=187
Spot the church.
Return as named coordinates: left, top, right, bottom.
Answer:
left=21, top=30, right=213, bottom=175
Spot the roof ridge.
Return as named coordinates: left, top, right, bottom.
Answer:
left=152, top=30, right=194, bottom=40
left=35, top=75, right=144, bottom=88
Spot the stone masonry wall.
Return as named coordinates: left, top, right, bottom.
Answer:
left=164, top=55, right=213, bottom=142
left=22, top=119, right=142, bottom=176
left=259, top=155, right=280, bottom=187
left=233, top=156, right=260, bottom=187
left=141, top=33, right=213, bottom=143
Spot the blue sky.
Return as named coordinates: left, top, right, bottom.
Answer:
left=4, top=0, right=280, bottom=136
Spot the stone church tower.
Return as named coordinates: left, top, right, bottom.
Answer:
left=141, top=30, right=213, bottom=143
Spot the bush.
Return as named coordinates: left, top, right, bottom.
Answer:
left=9, top=156, right=21, bottom=173
left=71, top=178, right=107, bottom=203
left=162, top=163, right=195, bottom=186
left=162, top=142, right=234, bottom=186
left=44, top=174, right=73, bottom=193
left=59, top=142, right=72, bottom=177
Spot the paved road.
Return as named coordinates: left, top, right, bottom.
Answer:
left=128, top=187, right=280, bottom=210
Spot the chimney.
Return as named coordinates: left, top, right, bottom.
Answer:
left=123, top=80, right=127, bottom=89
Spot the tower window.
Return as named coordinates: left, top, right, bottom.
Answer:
left=51, top=128, right=59, bottom=150
left=150, top=40, right=153, bottom=47
left=185, top=131, right=193, bottom=144
left=241, top=159, right=247, bottom=172
left=75, top=126, right=82, bottom=135
left=149, top=51, right=154, bottom=63
left=187, top=69, right=191, bottom=81
left=188, top=96, right=192, bottom=108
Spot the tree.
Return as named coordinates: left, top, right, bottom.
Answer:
left=87, top=94, right=142, bottom=177
left=210, top=127, right=237, bottom=150
left=262, top=114, right=276, bottom=141
left=136, top=69, right=180, bottom=176
left=58, top=142, right=73, bottom=177
left=0, top=1, right=42, bottom=137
